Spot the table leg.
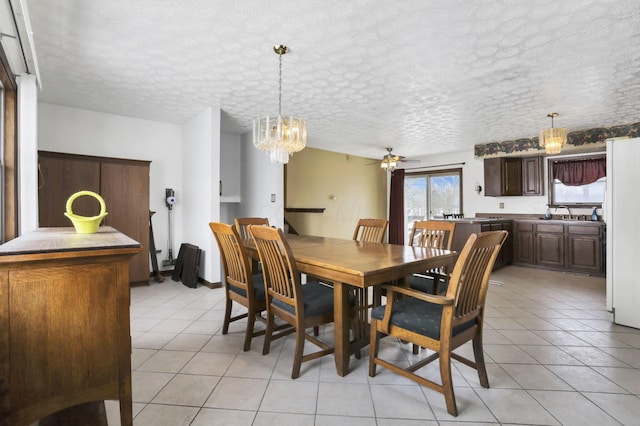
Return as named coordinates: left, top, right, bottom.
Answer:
left=333, top=281, right=350, bottom=376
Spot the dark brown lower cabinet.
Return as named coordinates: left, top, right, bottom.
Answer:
left=535, top=224, right=564, bottom=268
left=450, top=220, right=513, bottom=270
left=513, top=220, right=604, bottom=275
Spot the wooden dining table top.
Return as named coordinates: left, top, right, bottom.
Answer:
left=261, top=234, right=458, bottom=288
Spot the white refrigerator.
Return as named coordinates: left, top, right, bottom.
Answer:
left=606, top=137, right=640, bottom=329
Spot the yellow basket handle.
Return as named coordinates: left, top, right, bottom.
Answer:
left=65, top=190, right=107, bottom=218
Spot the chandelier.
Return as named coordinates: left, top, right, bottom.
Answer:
left=253, top=45, right=307, bottom=164
left=539, top=112, right=567, bottom=155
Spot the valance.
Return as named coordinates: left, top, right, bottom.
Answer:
left=552, top=157, right=606, bottom=186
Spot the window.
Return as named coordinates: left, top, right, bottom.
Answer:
left=548, top=155, right=606, bottom=208
left=404, top=168, right=462, bottom=237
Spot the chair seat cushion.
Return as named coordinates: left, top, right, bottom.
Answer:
left=409, top=274, right=448, bottom=294
left=229, top=273, right=266, bottom=301
left=371, top=297, right=476, bottom=340
left=272, top=281, right=336, bottom=317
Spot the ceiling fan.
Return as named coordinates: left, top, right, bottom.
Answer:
left=378, top=148, right=419, bottom=171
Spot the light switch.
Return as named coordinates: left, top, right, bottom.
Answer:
left=271, top=194, right=276, bottom=203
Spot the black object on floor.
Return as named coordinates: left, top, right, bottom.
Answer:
left=171, top=243, right=201, bottom=288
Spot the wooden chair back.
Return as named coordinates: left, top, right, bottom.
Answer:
left=210, top=222, right=252, bottom=295
left=443, top=213, right=463, bottom=219
left=352, top=218, right=388, bottom=243
left=446, top=230, right=508, bottom=325
left=234, top=217, right=269, bottom=244
left=409, top=220, right=456, bottom=249
left=248, top=225, right=302, bottom=317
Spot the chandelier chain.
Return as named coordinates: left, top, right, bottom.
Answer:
left=278, top=51, right=283, bottom=116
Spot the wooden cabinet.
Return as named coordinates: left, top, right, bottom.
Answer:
left=522, top=156, right=544, bottom=196
left=484, top=156, right=543, bottom=197
left=567, top=224, right=603, bottom=273
left=484, top=157, right=522, bottom=196
left=0, top=227, right=141, bottom=425
left=514, top=221, right=535, bottom=264
left=450, top=220, right=513, bottom=270
left=38, top=151, right=150, bottom=283
left=513, top=220, right=604, bottom=275
left=535, top=223, right=565, bottom=268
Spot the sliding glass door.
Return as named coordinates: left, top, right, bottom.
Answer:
left=404, top=169, right=462, bottom=237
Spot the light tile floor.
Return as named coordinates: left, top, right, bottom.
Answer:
left=104, top=266, right=640, bottom=425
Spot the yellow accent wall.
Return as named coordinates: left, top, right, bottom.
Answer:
left=285, top=147, right=387, bottom=240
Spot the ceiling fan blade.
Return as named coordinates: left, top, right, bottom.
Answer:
left=399, top=159, right=420, bottom=163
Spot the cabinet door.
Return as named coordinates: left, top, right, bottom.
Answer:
left=484, top=157, right=522, bottom=196
left=502, top=158, right=523, bottom=195
left=38, top=153, right=101, bottom=227
left=515, top=231, right=535, bottom=264
left=101, top=162, right=150, bottom=283
left=536, top=233, right=564, bottom=267
left=567, top=234, right=602, bottom=272
left=522, top=156, right=544, bottom=196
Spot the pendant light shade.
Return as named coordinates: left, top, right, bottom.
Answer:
left=539, top=113, right=567, bottom=155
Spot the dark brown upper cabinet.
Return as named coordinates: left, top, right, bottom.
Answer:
left=484, top=156, right=543, bottom=197
left=484, top=157, right=522, bottom=196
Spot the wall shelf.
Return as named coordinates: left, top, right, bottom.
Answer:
left=285, top=208, right=326, bottom=213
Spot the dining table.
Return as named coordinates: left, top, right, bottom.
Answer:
left=245, top=233, right=458, bottom=376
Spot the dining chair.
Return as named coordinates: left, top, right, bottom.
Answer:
left=351, top=218, right=388, bottom=341
left=369, top=230, right=508, bottom=416
left=249, top=225, right=343, bottom=379
left=209, top=222, right=269, bottom=352
left=352, top=218, right=389, bottom=243
left=234, top=217, right=270, bottom=243
left=408, top=220, right=457, bottom=295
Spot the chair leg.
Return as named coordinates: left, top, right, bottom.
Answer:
left=243, top=310, right=256, bottom=352
left=291, top=327, right=305, bottom=379
left=439, top=349, right=458, bottom=417
left=313, top=326, right=319, bottom=336
left=222, top=297, right=232, bottom=335
left=472, top=334, right=490, bottom=388
left=262, top=312, right=274, bottom=355
left=368, top=320, right=380, bottom=377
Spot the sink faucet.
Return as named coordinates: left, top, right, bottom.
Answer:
left=556, top=205, right=572, bottom=220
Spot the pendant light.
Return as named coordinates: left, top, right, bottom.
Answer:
left=253, top=45, right=307, bottom=164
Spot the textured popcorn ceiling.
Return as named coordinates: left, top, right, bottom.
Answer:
left=27, top=0, right=640, bottom=159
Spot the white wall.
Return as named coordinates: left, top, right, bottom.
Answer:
left=17, top=74, right=38, bottom=234
left=37, top=103, right=184, bottom=265
left=182, top=107, right=221, bottom=283
left=239, top=132, right=284, bottom=228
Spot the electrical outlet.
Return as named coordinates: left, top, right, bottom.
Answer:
left=499, top=202, right=504, bottom=209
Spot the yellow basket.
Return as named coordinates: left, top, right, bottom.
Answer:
left=64, top=190, right=108, bottom=234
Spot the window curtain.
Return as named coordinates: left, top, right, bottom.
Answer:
left=553, top=157, right=606, bottom=186
left=389, top=169, right=405, bottom=245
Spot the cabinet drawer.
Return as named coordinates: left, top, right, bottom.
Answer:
left=536, top=224, right=564, bottom=234
left=567, top=224, right=601, bottom=236
left=516, top=222, right=534, bottom=232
